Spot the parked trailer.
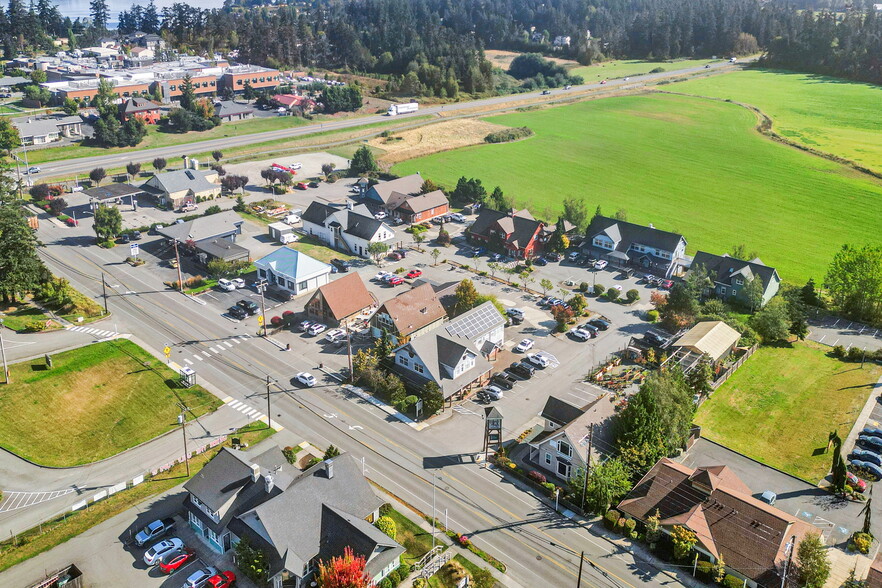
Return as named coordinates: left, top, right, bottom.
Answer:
left=387, top=102, right=419, bottom=116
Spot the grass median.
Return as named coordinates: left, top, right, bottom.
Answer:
left=0, top=339, right=222, bottom=467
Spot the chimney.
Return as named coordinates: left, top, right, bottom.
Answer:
left=324, top=459, right=334, bottom=479
left=264, top=474, right=274, bottom=493
left=250, top=463, right=260, bottom=482
left=183, top=155, right=190, bottom=169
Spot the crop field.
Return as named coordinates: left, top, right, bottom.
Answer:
left=570, top=58, right=719, bottom=81
left=670, top=69, right=882, bottom=175
left=393, top=93, right=882, bottom=283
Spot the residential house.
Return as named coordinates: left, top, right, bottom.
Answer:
left=527, top=396, right=601, bottom=481
left=392, top=301, right=505, bottom=399
left=301, top=201, right=395, bottom=258
left=362, top=173, right=424, bottom=214
left=183, top=446, right=404, bottom=588
left=13, top=115, right=84, bottom=145
left=156, top=210, right=249, bottom=265
left=272, top=94, right=316, bottom=114
left=119, top=97, right=161, bottom=124
left=195, top=238, right=250, bottom=264
left=617, top=458, right=817, bottom=588
left=672, top=321, right=741, bottom=363
left=254, top=248, right=332, bottom=297
left=582, top=216, right=688, bottom=278
left=305, top=273, right=376, bottom=327
left=370, top=283, right=447, bottom=344
left=468, top=208, right=572, bottom=259
left=691, top=251, right=781, bottom=308
left=394, top=190, right=450, bottom=224
left=214, top=100, right=254, bottom=122
left=130, top=46, right=154, bottom=60
left=140, top=168, right=220, bottom=209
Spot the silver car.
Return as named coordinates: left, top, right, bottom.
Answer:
left=143, top=537, right=184, bottom=566
left=182, top=566, right=219, bottom=588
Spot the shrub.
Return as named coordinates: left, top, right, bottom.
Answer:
left=832, top=345, right=846, bottom=358
left=847, top=346, right=864, bottom=362
left=594, top=284, right=606, bottom=296
left=379, top=578, right=393, bottom=588
left=604, top=509, right=621, bottom=530
left=281, top=446, right=300, bottom=464
left=282, top=310, right=295, bottom=325
left=696, top=560, right=713, bottom=581
left=723, top=574, right=744, bottom=588
left=647, top=309, right=660, bottom=322
left=649, top=66, right=665, bottom=73
left=379, top=503, right=393, bottom=517
left=272, top=185, right=286, bottom=194
left=542, top=482, right=556, bottom=496
left=485, top=126, right=534, bottom=143
left=412, top=579, right=427, bottom=588
left=387, top=570, right=401, bottom=585
left=528, top=470, right=547, bottom=484
left=624, top=518, right=637, bottom=536
left=23, top=320, right=46, bottom=332
left=375, top=515, right=397, bottom=539
left=850, top=531, right=872, bottom=554
left=456, top=534, right=471, bottom=546
left=626, top=289, right=640, bottom=302
left=579, top=282, right=590, bottom=292
left=605, top=288, right=620, bottom=301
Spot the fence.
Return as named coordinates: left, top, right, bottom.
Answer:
left=709, top=344, right=758, bottom=390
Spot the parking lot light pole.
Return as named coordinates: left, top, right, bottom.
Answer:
left=0, top=318, right=9, bottom=384
left=178, top=411, right=190, bottom=477
left=173, top=240, right=184, bottom=293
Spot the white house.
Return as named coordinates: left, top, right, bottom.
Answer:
left=300, top=201, right=395, bottom=258
left=582, top=215, right=688, bottom=278
left=527, top=396, right=600, bottom=481
left=254, top=248, right=332, bottom=297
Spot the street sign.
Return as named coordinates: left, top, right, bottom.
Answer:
left=257, top=315, right=264, bottom=325
left=130, top=243, right=139, bottom=257
left=163, top=346, right=171, bottom=356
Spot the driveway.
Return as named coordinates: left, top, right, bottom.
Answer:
left=679, top=438, right=868, bottom=545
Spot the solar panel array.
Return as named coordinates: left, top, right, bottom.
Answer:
left=445, top=303, right=502, bottom=340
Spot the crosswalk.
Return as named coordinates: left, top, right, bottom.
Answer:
left=184, top=334, right=250, bottom=364
left=224, top=397, right=266, bottom=421
left=66, top=325, right=124, bottom=339
left=0, top=489, right=76, bottom=513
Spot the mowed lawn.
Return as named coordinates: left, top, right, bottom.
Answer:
left=393, top=93, right=882, bottom=283
left=0, top=340, right=221, bottom=467
left=570, top=58, right=720, bottom=81
left=671, top=69, right=882, bottom=174
left=695, top=341, right=882, bottom=483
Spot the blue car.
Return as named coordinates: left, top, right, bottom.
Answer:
left=852, top=460, right=882, bottom=480
left=862, top=426, right=882, bottom=439
left=533, top=257, right=548, bottom=266
left=858, top=435, right=882, bottom=451
left=849, top=449, right=882, bottom=466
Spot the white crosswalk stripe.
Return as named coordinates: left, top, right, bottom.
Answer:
left=66, top=325, right=125, bottom=339
left=183, top=358, right=193, bottom=365
left=228, top=400, right=243, bottom=409
left=223, top=341, right=233, bottom=348
left=0, top=489, right=76, bottom=513
left=194, top=354, right=203, bottom=361
left=210, top=346, right=221, bottom=353
left=202, top=351, right=211, bottom=358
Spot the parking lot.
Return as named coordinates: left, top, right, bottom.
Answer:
left=808, top=313, right=882, bottom=352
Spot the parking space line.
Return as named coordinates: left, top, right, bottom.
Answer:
left=818, top=335, right=826, bottom=343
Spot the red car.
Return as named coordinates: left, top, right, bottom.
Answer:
left=847, top=472, right=868, bottom=493
left=406, top=269, right=422, bottom=279
left=296, top=182, right=308, bottom=190
left=207, top=571, right=236, bottom=588
left=660, top=279, right=673, bottom=290
left=388, top=276, right=404, bottom=286
left=158, top=548, right=196, bottom=574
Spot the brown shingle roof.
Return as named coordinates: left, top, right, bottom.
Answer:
left=378, top=283, right=447, bottom=337
left=397, top=190, right=448, bottom=214
left=312, top=273, right=374, bottom=321
left=617, top=459, right=816, bottom=585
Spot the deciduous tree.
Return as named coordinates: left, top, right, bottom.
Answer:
left=824, top=244, right=882, bottom=326
left=453, top=278, right=479, bottom=315
left=93, top=204, right=122, bottom=240
left=797, top=533, right=831, bottom=588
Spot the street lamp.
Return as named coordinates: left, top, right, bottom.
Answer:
left=0, top=318, right=9, bottom=384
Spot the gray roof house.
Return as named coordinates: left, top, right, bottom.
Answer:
left=254, top=248, right=332, bottom=298
left=157, top=210, right=249, bottom=265
left=690, top=251, right=781, bottom=308
left=214, top=100, right=254, bottom=121
left=582, top=215, right=688, bottom=278
left=183, top=445, right=404, bottom=588
left=141, top=168, right=221, bottom=209
left=362, top=173, right=424, bottom=212
left=528, top=396, right=603, bottom=481
left=392, top=300, right=505, bottom=399
left=13, top=115, right=84, bottom=145
left=301, top=201, right=395, bottom=258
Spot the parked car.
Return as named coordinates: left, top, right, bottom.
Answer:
left=388, top=276, right=404, bottom=286
left=489, top=252, right=504, bottom=262
left=483, top=385, right=504, bottom=400
left=506, top=362, right=535, bottom=379
left=847, top=471, right=869, bottom=492
left=515, top=338, right=534, bottom=352
left=569, top=328, right=592, bottom=341
left=237, top=300, right=259, bottom=315
left=394, top=249, right=408, bottom=258
left=406, top=269, right=422, bottom=279
left=308, top=181, right=320, bottom=188
left=135, top=518, right=177, bottom=547
left=158, top=548, right=196, bottom=574
left=207, top=571, right=237, bottom=588
left=450, top=213, right=465, bottom=222
left=374, top=211, right=387, bottom=219
left=228, top=306, right=247, bottom=320
left=506, top=308, right=524, bottom=320
left=217, top=278, right=235, bottom=292
left=296, top=182, right=308, bottom=190
left=295, top=372, right=317, bottom=387
left=388, top=252, right=403, bottom=261
left=330, top=258, right=350, bottom=272
left=759, top=491, right=777, bottom=505
left=325, top=328, right=346, bottom=343
left=491, top=372, right=516, bottom=390
left=526, top=353, right=550, bottom=368
left=567, top=252, right=580, bottom=262
left=374, top=271, right=392, bottom=282
left=475, top=390, right=490, bottom=403
left=660, top=280, right=674, bottom=290
left=580, top=323, right=599, bottom=336
left=143, top=538, right=184, bottom=566
left=546, top=252, right=562, bottom=262
left=862, top=426, right=882, bottom=439
left=307, top=323, right=327, bottom=336
left=298, top=320, right=313, bottom=332
left=594, top=260, right=608, bottom=270
left=852, top=460, right=882, bottom=480
left=849, top=449, right=882, bottom=466
left=182, top=566, right=219, bottom=588
left=858, top=434, right=882, bottom=451
left=118, top=233, right=131, bottom=244
left=533, top=257, right=548, bottom=266
left=588, top=318, right=611, bottom=331
left=131, top=230, right=142, bottom=240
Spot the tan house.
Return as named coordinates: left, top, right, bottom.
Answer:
left=141, top=168, right=221, bottom=209
left=305, top=273, right=376, bottom=327
left=672, top=321, right=741, bottom=363
left=370, top=283, right=447, bottom=344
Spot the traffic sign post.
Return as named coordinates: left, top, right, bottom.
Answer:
left=163, top=345, right=171, bottom=364
left=130, top=243, right=139, bottom=258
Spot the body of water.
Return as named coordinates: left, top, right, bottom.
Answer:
left=55, top=0, right=225, bottom=22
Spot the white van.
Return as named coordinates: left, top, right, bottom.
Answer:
left=280, top=233, right=299, bottom=244
left=284, top=213, right=301, bottom=225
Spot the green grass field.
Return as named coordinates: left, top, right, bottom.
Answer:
left=670, top=69, right=882, bottom=174
left=289, top=235, right=357, bottom=264
left=0, top=340, right=221, bottom=466
left=393, top=93, right=882, bottom=283
left=570, top=58, right=720, bottom=81
left=695, top=341, right=882, bottom=482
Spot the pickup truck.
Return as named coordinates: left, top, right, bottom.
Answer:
left=135, top=517, right=176, bottom=547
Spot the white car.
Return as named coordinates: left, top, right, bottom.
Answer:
left=143, top=538, right=184, bottom=566
left=569, top=328, right=592, bottom=341
left=298, top=320, right=313, bottom=331
left=290, top=162, right=302, bottom=170
left=284, top=214, right=301, bottom=225
left=374, top=211, right=387, bottom=220
left=374, top=271, right=392, bottom=282
left=325, top=328, right=346, bottom=342
left=484, top=385, right=504, bottom=400
left=567, top=252, right=580, bottom=262
left=295, top=372, right=317, bottom=387
left=450, top=213, right=465, bottom=222
left=231, top=278, right=246, bottom=289
left=27, top=166, right=40, bottom=174
left=307, top=323, right=327, bottom=336
left=594, top=260, right=608, bottom=270
left=217, top=278, right=235, bottom=292
left=612, top=285, right=623, bottom=292
left=526, top=353, right=550, bottom=368
left=182, top=566, right=218, bottom=588
left=515, top=338, right=534, bottom=353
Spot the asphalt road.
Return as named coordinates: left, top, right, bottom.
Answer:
left=38, top=60, right=740, bottom=178
left=18, top=212, right=694, bottom=587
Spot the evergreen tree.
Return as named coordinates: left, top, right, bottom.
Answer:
left=0, top=204, right=45, bottom=304
left=89, top=0, right=109, bottom=30
left=350, top=145, right=378, bottom=175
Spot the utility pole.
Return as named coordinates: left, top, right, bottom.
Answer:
left=265, top=375, right=275, bottom=431
left=0, top=319, right=9, bottom=384
left=257, top=279, right=268, bottom=337
left=779, top=535, right=796, bottom=588
left=577, top=551, right=585, bottom=588
left=173, top=239, right=184, bottom=293
left=431, top=475, right=437, bottom=549
left=580, top=424, right=593, bottom=513
left=346, top=325, right=354, bottom=383
left=178, top=409, right=190, bottom=477
left=101, top=273, right=109, bottom=313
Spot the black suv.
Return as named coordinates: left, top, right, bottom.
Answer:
left=506, top=362, right=535, bottom=379
left=330, top=258, right=350, bottom=272
left=588, top=318, right=610, bottom=331
left=491, top=372, right=516, bottom=390
left=228, top=305, right=247, bottom=320
left=237, top=300, right=259, bottom=315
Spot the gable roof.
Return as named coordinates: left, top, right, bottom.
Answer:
left=183, top=447, right=255, bottom=513
left=310, top=273, right=374, bottom=320
left=142, top=168, right=218, bottom=196
left=12, top=115, right=83, bottom=138
left=529, top=395, right=603, bottom=456
left=320, top=506, right=406, bottom=579
left=396, top=190, right=448, bottom=214
left=618, top=458, right=816, bottom=585
left=692, top=251, right=780, bottom=291
left=444, top=301, right=505, bottom=341
left=377, top=283, right=447, bottom=337
left=540, top=396, right=587, bottom=427
left=215, top=100, right=254, bottom=118
left=344, top=211, right=388, bottom=241
left=254, top=248, right=331, bottom=281
left=197, top=238, right=249, bottom=261
left=673, top=321, right=740, bottom=362
left=301, top=201, right=336, bottom=225
left=119, top=96, right=159, bottom=115
left=468, top=208, right=544, bottom=251
left=157, top=210, right=243, bottom=243
left=365, top=173, right=423, bottom=205
left=399, top=333, right=493, bottom=398
left=584, top=215, right=685, bottom=255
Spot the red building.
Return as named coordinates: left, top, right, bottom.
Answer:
left=119, top=97, right=161, bottom=124
left=467, top=208, right=574, bottom=259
